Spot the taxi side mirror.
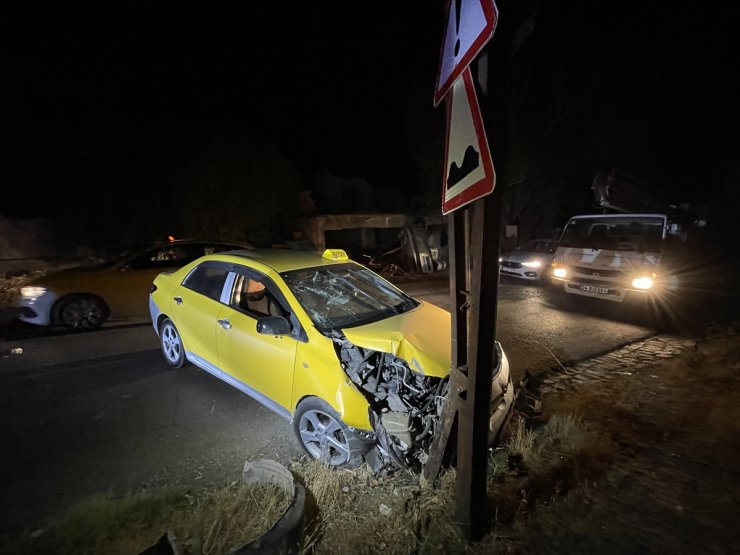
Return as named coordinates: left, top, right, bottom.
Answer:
left=256, top=316, right=291, bottom=336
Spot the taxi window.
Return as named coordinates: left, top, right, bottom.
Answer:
left=230, top=274, right=289, bottom=320
left=182, top=265, right=229, bottom=301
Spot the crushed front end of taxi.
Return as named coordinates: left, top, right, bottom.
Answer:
left=331, top=331, right=514, bottom=474
left=331, top=332, right=447, bottom=472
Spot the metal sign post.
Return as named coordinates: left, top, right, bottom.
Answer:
left=454, top=183, right=501, bottom=539
left=424, top=0, right=504, bottom=542
left=424, top=173, right=502, bottom=542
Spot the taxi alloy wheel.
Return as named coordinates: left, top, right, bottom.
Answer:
left=294, top=398, right=364, bottom=469
left=160, top=318, right=187, bottom=368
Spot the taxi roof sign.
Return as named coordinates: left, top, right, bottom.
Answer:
left=322, top=249, right=349, bottom=261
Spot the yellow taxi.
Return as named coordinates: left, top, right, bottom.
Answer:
left=149, top=248, right=514, bottom=471
left=18, top=240, right=243, bottom=330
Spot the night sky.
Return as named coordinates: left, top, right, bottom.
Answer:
left=3, top=1, right=738, bottom=243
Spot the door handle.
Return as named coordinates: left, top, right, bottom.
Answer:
left=217, top=319, right=232, bottom=330
left=173, top=296, right=183, bottom=305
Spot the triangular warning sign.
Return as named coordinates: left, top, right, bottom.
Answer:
left=434, top=0, right=498, bottom=107
left=442, top=68, right=495, bottom=215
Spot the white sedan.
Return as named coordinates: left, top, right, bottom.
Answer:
left=499, top=239, right=555, bottom=283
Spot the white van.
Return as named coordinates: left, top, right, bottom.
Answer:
left=550, top=213, right=675, bottom=302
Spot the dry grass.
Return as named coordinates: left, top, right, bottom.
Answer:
left=278, top=416, right=608, bottom=554
left=173, top=482, right=292, bottom=555
left=288, top=411, right=612, bottom=554
left=2, top=489, right=185, bottom=555
left=507, top=414, right=597, bottom=477
left=293, top=459, right=480, bottom=554
left=3, top=482, right=291, bottom=555
left=507, top=417, right=536, bottom=459
left=4, top=415, right=609, bottom=555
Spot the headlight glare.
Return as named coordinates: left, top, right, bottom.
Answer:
left=20, top=286, right=47, bottom=299
left=522, top=260, right=542, bottom=268
left=631, top=276, right=654, bottom=290
left=553, top=267, right=567, bottom=279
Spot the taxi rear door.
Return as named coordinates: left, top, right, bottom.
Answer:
left=169, top=262, right=231, bottom=367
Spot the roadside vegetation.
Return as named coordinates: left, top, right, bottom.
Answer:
left=3, top=413, right=610, bottom=555
left=294, top=412, right=611, bottom=554
left=2, top=482, right=291, bottom=555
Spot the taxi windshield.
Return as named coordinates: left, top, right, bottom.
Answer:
left=282, top=263, right=418, bottom=330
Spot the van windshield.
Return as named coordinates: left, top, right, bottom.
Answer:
left=559, top=216, right=665, bottom=252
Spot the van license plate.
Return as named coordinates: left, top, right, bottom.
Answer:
left=580, top=285, right=609, bottom=294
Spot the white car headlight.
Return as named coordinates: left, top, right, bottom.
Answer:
left=522, top=260, right=542, bottom=268
left=20, top=286, right=47, bottom=299
left=553, top=267, right=567, bottom=279
left=631, top=276, right=654, bottom=290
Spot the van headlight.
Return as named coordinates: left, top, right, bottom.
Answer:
left=631, top=276, right=654, bottom=290
left=20, top=286, right=47, bottom=299
left=553, top=266, right=567, bottom=279
left=522, top=260, right=542, bottom=268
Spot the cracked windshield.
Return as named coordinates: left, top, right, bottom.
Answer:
left=282, top=263, right=417, bottom=330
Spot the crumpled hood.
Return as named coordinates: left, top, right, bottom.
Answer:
left=561, top=247, right=661, bottom=269
left=341, top=301, right=451, bottom=378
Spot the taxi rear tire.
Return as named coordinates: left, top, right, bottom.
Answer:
left=159, top=318, right=187, bottom=368
left=293, top=397, right=365, bottom=469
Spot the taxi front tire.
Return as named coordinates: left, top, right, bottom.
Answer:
left=293, top=397, right=366, bottom=469
left=159, top=318, right=187, bottom=368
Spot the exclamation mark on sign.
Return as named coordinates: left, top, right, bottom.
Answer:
left=453, top=0, right=462, bottom=57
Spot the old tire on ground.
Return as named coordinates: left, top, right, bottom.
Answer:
left=140, top=460, right=306, bottom=555
left=159, top=318, right=187, bottom=368
left=293, top=397, right=366, bottom=469
left=236, top=459, right=306, bottom=555
left=53, top=294, right=110, bottom=330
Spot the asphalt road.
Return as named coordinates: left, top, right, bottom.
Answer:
left=0, top=277, right=661, bottom=535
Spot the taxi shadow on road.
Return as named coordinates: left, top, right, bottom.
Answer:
left=541, top=283, right=739, bottom=336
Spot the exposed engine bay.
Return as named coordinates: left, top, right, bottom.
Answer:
left=331, top=332, right=448, bottom=473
